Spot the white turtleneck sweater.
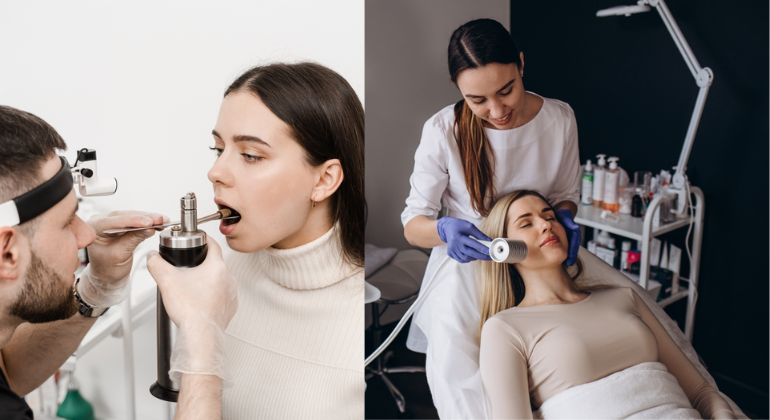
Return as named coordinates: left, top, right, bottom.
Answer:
left=221, top=226, right=364, bottom=420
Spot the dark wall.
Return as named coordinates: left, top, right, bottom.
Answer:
left=509, top=0, right=768, bottom=416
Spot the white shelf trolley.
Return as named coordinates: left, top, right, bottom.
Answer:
left=575, top=186, right=704, bottom=342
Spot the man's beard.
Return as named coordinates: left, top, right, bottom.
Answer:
left=9, top=251, right=78, bottom=323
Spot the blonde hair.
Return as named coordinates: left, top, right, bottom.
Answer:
left=478, top=190, right=602, bottom=340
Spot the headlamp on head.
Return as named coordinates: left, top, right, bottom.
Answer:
left=0, top=149, right=117, bottom=228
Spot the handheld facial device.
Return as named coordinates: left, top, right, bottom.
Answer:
left=477, top=238, right=528, bottom=264
left=150, top=192, right=208, bottom=403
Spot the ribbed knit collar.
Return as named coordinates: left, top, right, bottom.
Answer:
left=263, top=225, right=358, bottom=290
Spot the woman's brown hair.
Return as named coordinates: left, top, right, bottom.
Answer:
left=225, top=62, right=364, bottom=267
left=448, top=19, right=522, bottom=216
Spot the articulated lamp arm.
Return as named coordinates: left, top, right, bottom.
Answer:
left=598, top=0, right=714, bottom=213
left=642, top=0, right=714, bottom=192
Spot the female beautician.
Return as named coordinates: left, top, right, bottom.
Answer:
left=401, top=19, right=582, bottom=419
left=150, top=62, right=364, bottom=420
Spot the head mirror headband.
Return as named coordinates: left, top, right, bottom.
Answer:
left=0, top=156, right=73, bottom=228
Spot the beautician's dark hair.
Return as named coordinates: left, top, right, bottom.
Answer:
left=448, top=18, right=522, bottom=217
left=226, top=63, right=364, bottom=268
left=0, top=106, right=67, bottom=234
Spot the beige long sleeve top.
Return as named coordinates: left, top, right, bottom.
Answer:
left=479, top=287, right=735, bottom=419
left=221, top=226, right=364, bottom=419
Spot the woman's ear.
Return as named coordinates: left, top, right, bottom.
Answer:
left=519, top=52, right=525, bottom=77
left=311, top=159, right=344, bottom=204
left=0, top=227, right=23, bottom=281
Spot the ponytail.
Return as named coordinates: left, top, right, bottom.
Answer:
left=453, top=100, right=496, bottom=216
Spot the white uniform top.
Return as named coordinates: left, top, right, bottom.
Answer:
left=400, top=93, right=581, bottom=419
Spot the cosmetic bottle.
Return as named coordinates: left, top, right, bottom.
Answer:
left=621, top=241, right=632, bottom=271
left=581, top=160, right=593, bottom=205
left=603, top=157, right=620, bottom=213
left=592, top=154, right=606, bottom=208
left=607, top=238, right=619, bottom=268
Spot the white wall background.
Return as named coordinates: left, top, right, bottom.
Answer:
left=0, top=2, right=363, bottom=419
left=365, top=0, right=509, bottom=250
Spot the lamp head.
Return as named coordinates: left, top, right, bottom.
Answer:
left=596, top=4, right=651, bottom=17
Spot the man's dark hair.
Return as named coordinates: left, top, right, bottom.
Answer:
left=0, top=105, right=68, bottom=234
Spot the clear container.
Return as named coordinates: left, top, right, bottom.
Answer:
left=634, top=171, right=652, bottom=194
left=618, top=186, right=634, bottom=214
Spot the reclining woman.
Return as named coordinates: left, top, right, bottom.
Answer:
left=477, top=190, right=737, bottom=419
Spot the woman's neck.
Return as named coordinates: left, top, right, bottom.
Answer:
left=515, top=264, right=586, bottom=307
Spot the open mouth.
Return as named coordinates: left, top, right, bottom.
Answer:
left=218, top=205, right=241, bottom=226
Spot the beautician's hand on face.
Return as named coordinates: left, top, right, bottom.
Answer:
left=554, top=209, right=581, bottom=267
left=78, top=211, right=168, bottom=308
left=437, top=216, right=493, bottom=263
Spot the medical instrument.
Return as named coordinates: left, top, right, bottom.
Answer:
left=150, top=192, right=208, bottom=403
left=103, top=208, right=238, bottom=234
left=0, top=149, right=117, bottom=227
left=71, top=148, right=118, bottom=197
left=365, top=238, right=527, bottom=367
left=597, top=0, right=714, bottom=216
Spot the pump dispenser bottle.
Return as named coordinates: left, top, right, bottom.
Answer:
left=603, top=157, right=620, bottom=213
left=150, top=192, right=208, bottom=403
left=581, top=160, right=593, bottom=205
left=592, top=154, right=606, bottom=208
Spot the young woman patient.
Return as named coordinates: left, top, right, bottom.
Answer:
left=477, top=190, right=736, bottom=419
left=209, top=62, right=364, bottom=419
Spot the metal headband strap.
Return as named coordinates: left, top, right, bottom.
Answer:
left=0, top=156, right=73, bottom=227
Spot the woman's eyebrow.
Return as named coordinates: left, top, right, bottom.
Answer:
left=513, top=212, right=532, bottom=223
left=463, top=78, right=516, bottom=99
left=211, top=130, right=271, bottom=148
left=496, top=79, right=515, bottom=93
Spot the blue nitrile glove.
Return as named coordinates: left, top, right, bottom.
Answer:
left=436, top=216, right=493, bottom=263
left=555, top=209, right=581, bottom=266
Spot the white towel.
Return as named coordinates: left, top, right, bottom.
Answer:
left=534, top=362, right=702, bottom=419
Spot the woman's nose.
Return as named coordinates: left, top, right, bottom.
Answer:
left=489, top=99, right=505, bottom=119
left=207, top=153, right=233, bottom=187
left=539, top=218, right=553, bottom=234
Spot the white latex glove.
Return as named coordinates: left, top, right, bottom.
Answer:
left=146, top=237, right=238, bottom=387
left=80, top=211, right=168, bottom=308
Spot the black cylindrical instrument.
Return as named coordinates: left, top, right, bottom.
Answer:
left=150, top=192, right=208, bottom=402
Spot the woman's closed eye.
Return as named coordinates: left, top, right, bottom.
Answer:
left=519, top=217, right=555, bottom=228
left=209, top=146, right=223, bottom=157
left=499, top=87, right=513, bottom=96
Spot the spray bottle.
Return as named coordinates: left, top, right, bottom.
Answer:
left=580, top=160, right=593, bottom=205
left=150, top=192, right=208, bottom=403
left=592, top=154, right=606, bottom=208
left=603, top=157, right=620, bottom=213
